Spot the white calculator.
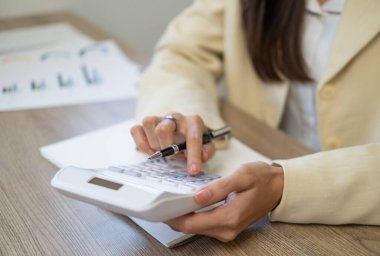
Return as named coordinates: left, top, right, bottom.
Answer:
left=51, top=159, right=221, bottom=222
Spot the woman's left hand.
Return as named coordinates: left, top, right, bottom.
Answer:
left=165, top=162, right=284, bottom=242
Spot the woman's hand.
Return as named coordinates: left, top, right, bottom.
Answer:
left=165, top=162, right=284, bottom=242
left=130, top=113, right=216, bottom=175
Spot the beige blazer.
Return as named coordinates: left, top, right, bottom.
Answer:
left=137, top=0, right=380, bottom=225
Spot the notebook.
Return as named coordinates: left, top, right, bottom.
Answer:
left=40, top=119, right=270, bottom=247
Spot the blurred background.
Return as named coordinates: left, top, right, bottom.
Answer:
left=0, top=0, right=193, bottom=56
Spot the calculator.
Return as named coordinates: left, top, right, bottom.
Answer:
left=51, top=159, right=222, bottom=222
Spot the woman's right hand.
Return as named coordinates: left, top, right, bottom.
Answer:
left=130, top=112, right=216, bottom=175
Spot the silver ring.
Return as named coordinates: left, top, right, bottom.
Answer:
left=162, top=114, right=177, bottom=131
left=170, top=144, right=180, bottom=154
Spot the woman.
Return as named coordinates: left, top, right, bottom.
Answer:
left=130, top=0, right=380, bottom=241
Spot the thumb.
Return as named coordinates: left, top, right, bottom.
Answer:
left=194, top=172, right=245, bottom=205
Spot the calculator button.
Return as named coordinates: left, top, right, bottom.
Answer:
left=146, top=175, right=162, bottom=182
left=108, top=166, right=124, bottom=173
left=122, top=169, right=142, bottom=177
left=186, top=180, right=205, bottom=186
left=162, top=180, right=178, bottom=187
left=167, top=177, right=183, bottom=182
left=174, top=172, right=188, bottom=177
left=184, top=176, right=199, bottom=182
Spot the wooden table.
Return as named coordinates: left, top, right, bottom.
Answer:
left=1, top=13, right=379, bottom=256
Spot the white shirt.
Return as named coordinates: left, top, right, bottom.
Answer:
left=280, top=0, right=346, bottom=151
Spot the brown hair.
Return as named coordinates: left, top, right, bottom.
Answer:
left=241, top=0, right=312, bottom=83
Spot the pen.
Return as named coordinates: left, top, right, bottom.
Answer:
left=148, top=126, right=231, bottom=160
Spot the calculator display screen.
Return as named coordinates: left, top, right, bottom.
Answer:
left=88, top=177, right=123, bottom=190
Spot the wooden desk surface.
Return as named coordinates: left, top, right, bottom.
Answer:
left=1, top=12, right=379, bottom=256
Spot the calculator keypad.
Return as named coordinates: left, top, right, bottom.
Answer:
left=105, top=159, right=221, bottom=192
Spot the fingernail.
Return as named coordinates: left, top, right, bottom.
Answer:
left=190, top=163, right=198, bottom=175
left=195, top=189, right=212, bottom=205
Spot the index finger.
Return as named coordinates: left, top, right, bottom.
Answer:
left=185, top=115, right=206, bottom=175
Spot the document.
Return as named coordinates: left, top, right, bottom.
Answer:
left=40, top=119, right=270, bottom=247
left=0, top=24, right=140, bottom=111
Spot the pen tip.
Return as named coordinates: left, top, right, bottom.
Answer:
left=148, top=151, right=162, bottom=160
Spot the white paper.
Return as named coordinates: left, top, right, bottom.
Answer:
left=0, top=40, right=140, bottom=111
left=40, top=119, right=270, bottom=247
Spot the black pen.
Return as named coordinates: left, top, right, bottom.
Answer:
left=148, top=126, right=231, bottom=160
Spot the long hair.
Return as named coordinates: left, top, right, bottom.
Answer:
left=241, top=0, right=312, bottom=83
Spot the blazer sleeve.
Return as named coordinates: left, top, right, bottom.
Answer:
left=271, top=143, right=380, bottom=225
left=136, top=0, right=226, bottom=130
